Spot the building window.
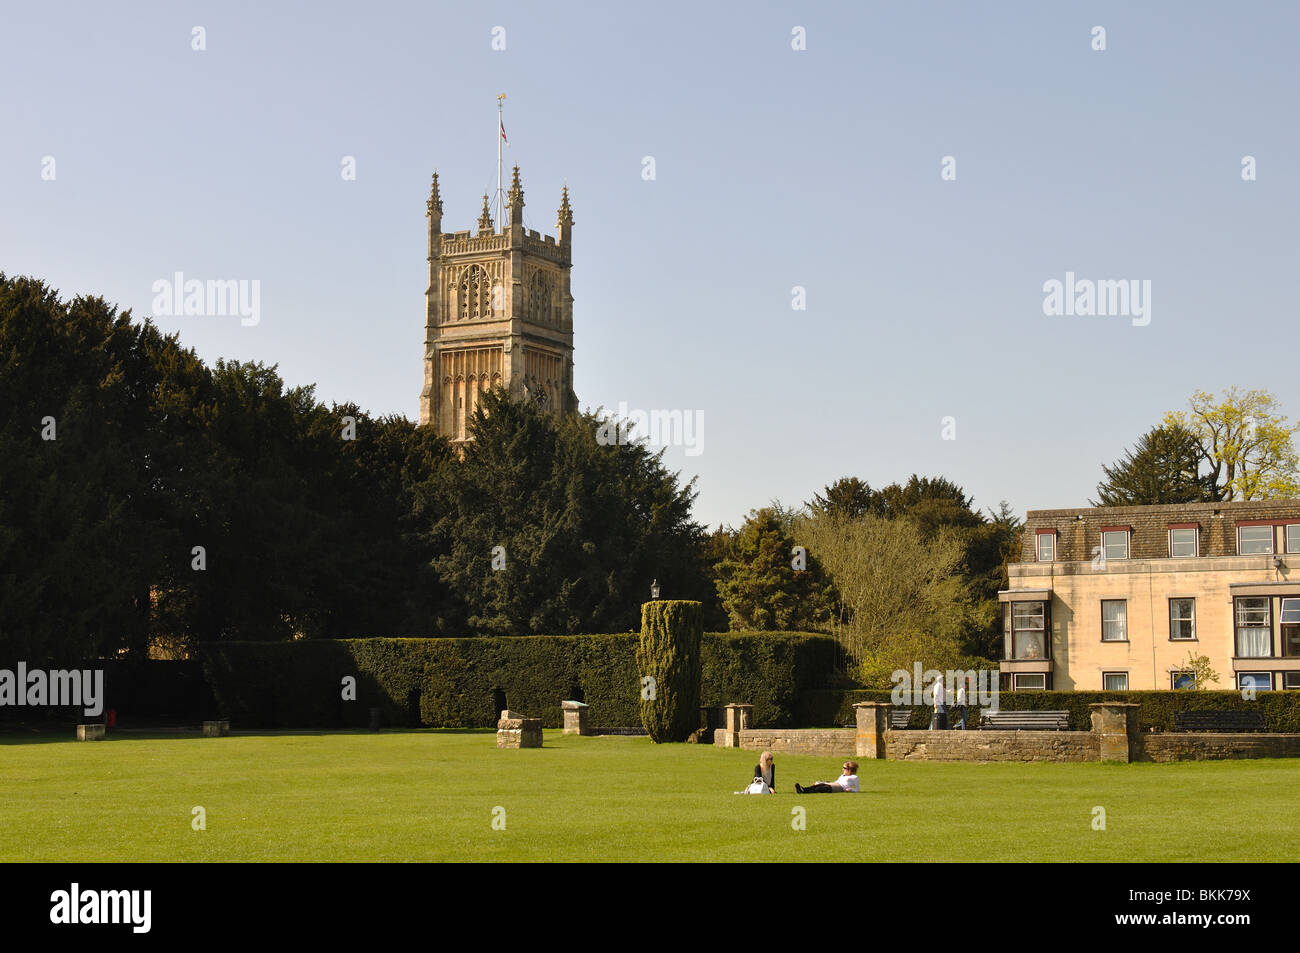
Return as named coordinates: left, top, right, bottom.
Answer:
left=529, top=271, right=553, bottom=326
left=1168, top=527, right=1198, bottom=558
left=1281, top=598, right=1300, bottom=658
left=1237, top=672, right=1273, bottom=693
left=1238, top=524, right=1274, bottom=555
left=1234, top=596, right=1272, bottom=658
left=459, top=265, right=492, bottom=320
left=1036, top=532, right=1055, bottom=562
left=1014, top=673, right=1046, bottom=691
left=1285, top=672, right=1300, bottom=690
left=1103, top=672, right=1128, bottom=691
left=1101, top=530, right=1129, bottom=560
left=1171, top=671, right=1196, bottom=690
left=1288, top=524, right=1300, bottom=554
left=1006, top=602, right=1047, bottom=659
left=1169, top=598, right=1196, bottom=641
left=1101, top=600, right=1127, bottom=642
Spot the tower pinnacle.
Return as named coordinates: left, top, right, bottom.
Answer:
left=427, top=171, right=443, bottom=220
left=557, top=185, right=573, bottom=227
left=507, top=165, right=525, bottom=226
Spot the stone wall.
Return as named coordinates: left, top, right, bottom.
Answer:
left=735, top=728, right=855, bottom=758
left=1139, top=732, right=1300, bottom=762
left=717, top=702, right=1300, bottom=763
left=887, top=729, right=1100, bottom=762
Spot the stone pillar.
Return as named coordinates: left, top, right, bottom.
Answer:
left=561, top=700, right=590, bottom=735
left=713, top=702, right=753, bottom=748
left=497, top=709, right=543, bottom=748
left=855, top=701, right=892, bottom=760
left=1089, top=702, right=1140, bottom=762
left=76, top=724, right=105, bottom=741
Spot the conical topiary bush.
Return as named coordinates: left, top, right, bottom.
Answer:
left=637, top=600, right=703, bottom=742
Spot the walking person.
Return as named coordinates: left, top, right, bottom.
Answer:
left=931, top=675, right=948, bottom=730
left=956, top=679, right=968, bottom=730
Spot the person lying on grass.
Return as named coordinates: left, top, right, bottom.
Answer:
left=754, top=750, right=776, bottom=792
left=794, top=761, right=859, bottom=794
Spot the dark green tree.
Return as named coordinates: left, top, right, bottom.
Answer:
left=0, top=276, right=165, bottom=661
left=809, top=477, right=877, bottom=521
left=0, top=275, right=455, bottom=658
left=422, top=390, right=709, bottom=635
left=713, top=508, right=834, bottom=631
left=1092, top=424, right=1219, bottom=506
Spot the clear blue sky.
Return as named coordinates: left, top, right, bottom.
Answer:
left=4, top=1, right=1297, bottom=529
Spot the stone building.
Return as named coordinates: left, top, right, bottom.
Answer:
left=418, top=167, right=576, bottom=441
left=1000, top=499, right=1300, bottom=692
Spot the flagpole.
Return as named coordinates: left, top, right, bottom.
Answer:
left=497, top=94, right=505, bottom=231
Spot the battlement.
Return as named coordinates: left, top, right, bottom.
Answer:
left=439, top=232, right=510, bottom=256
left=437, top=229, right=566, bottom=261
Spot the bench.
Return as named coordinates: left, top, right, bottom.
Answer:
left=980, top=710, right=1070, bottom=731
left=1172, top=710, right=1266, bottom=733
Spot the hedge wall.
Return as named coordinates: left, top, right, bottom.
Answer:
left=200, top=631, right=842, bottom=730
left=795, top=688, right=1300, bottom=732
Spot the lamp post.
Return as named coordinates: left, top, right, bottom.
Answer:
left=650, top=579, right=660, bottom=600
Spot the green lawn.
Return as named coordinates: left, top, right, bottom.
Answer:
left=1, top=729, right=1296, bottom=862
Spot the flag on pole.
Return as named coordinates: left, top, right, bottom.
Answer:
left=499, top=115, right=508, bottom=145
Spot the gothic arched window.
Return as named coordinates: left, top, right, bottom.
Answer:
left=529, top=271, right=552, bottom=326
left=460, top=266, right=491, bottom=320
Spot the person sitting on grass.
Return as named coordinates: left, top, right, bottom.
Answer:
left=736, top=750, right=777, bottom=794
left=794, top=761, right=859, bottom=794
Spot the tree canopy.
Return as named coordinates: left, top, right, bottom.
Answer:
left=423, top=389, right=710, bottom=635
left=1164, top=388, right=1300, bottom=501
left=1093, top=423, right=1219, bottom=506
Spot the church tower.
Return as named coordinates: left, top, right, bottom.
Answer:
left=419, top=167, right=576, bottom=442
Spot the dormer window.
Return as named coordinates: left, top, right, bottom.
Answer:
left=1237, top=524, right=1274, bottom=555
left=1035, top=530, right=1056, bottom=562
left=1101, top=527, right=1130, bottom=560
left=1168, top=524, right=1199, bottom=558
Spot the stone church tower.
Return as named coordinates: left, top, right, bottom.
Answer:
left=419, top=166, right=576, bottom=441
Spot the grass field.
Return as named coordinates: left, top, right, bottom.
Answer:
left=1, top=729, right=1297, bottom=862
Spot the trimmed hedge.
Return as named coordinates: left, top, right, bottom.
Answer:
left=200, top=631, right=842, bottom=730
left=703, top=631, right=844, bottom=726
left=796, top=688, right=1300, bottom=732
